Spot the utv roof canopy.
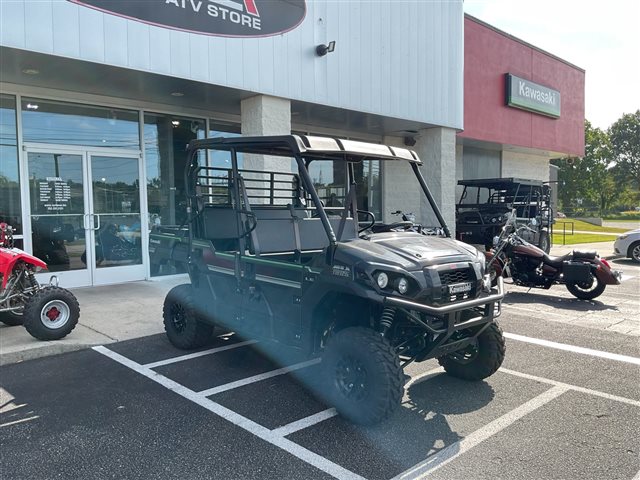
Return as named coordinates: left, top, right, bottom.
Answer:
left=188, top=135, right=422, bottom=165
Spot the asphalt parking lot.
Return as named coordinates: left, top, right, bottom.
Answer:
left=1, top=258, right=639, bottom=480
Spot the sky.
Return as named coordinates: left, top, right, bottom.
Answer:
left=463, top=0, right=640, bottom=130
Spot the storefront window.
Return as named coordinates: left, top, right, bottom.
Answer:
left=21, top=98, right=139, bottom=149
left=0, top=94, right=22, bottom=236
left=209, top=124, right=243, bottom=168
left=145, top=113, right=205, bottom=276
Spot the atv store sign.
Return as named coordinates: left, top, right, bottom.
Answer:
left=505, top=74, right=561, bottom=118
left=70, top=0, right=307, bottom=37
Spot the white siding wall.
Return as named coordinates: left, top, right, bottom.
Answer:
left=501, top=151, right=551, bottom=182
left=0, top=0, right=464, bottom=129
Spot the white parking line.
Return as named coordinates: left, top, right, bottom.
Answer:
left=503, top=332, right=640, bottom=365
left=393, top=386, right=569, bottom=479
left=93, top=346, right=365, bottom=480
left=143, top=340, right=258, bottom=369
left=503, top=304, right=564, bottom=317
left=272, top=408, right=338, bottom=437
left=197, top=359, right=321, bottom=397
left=499, top=367, right=640, bottom=408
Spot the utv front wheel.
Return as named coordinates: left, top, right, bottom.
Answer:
left=22, top=287, right=80, bottom=340
left=163, top=284, right=213, bottom=350
left=438, top=323, right=505, bottom=381
left=323, top=327, right=404, bottom=425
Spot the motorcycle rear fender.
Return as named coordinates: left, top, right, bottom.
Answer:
left=0, top=247, right=47, bottom=289
left=593, top=257, right=621, bottom=285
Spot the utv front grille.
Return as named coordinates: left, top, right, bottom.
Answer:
left=439, top=269, right=471, bottom=285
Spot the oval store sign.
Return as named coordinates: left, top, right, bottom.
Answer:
left=70, top=0, right=306, bottom=37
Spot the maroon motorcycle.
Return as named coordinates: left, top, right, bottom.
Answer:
left=0, top=223, right=80, bottom=340
left=486, top=213, right=621, bottom=300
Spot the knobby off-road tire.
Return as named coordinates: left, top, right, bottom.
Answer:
left=566, top=276, right=606, bottom=300
left=163, top=284, right=213, bottom=350
left=438, top=322, right=505, bottom=381
left=322, top=327, right=404, bottom=425
left=538, top=231, right=551, bottom=254
left=0, top=310, right=23, bottom=326
left=23, top=287, right=80, bottom=340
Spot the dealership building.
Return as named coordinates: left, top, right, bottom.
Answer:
left=0, top=0, right=585, bottom=288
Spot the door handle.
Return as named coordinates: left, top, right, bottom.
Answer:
left=94, top=214, right=101, bottom=231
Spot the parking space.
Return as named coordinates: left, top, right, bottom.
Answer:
left=2, top=261, right=639, bottom=480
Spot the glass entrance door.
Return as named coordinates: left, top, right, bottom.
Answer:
left=26, top=147, right=145, bottom=287
left=27, top=151, right=91, bottom=287
left=88, top=154, right=145, bottom=285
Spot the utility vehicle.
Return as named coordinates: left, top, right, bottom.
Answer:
left=154, top=135, right=505, bottom=424
left=456, top=178, right=553, bottom=252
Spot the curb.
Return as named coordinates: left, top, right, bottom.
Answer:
left=0, top=339, right=113, bottom=367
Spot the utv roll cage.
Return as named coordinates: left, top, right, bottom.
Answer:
left=183, top=135, right=451, bottom=259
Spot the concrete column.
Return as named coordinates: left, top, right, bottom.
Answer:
left=414, top=127, right=457, bottom=235
left=381, top=135, right=423, bottom=224
left=240, top=95, right=292, bottom=204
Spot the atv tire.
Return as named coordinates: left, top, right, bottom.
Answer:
left=322, top=327, right=404, bottom=425
left=23, top=287, right=80, bottom=340
left=0, top=310, right=23, bottom=326
left=438, top=323, right=505, bottom=381
left=163, top=284, right=213, bottom=350
left=566, top=276, right=606, bottom=300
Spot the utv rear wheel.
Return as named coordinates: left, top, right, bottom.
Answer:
left=566, top=276, right=606, bottom=300
left=163, top=284, right=213, bottom=350
left=322, top=327, right=404, bottom=425
left=22, top=287, right=80, bottom=340
left=538, top=231, right=551, bottom=253
left=438, top=323, right=505, bottom=381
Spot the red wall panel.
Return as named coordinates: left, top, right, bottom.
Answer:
left=459, top=17, right=585, bottom=156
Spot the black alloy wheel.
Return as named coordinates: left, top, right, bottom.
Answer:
left=163, top=284, right=213, bottom=350
left=322, top=327, right=404, bottom=425
left=438, top=323, right=505, bottom=381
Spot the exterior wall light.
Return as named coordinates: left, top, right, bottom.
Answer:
left=316, top=41, right=336, bottom=57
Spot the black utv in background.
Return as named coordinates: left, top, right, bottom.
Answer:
left=153, top=135, right=505, bottom=425
left=456, top=177, right=553, bottom=252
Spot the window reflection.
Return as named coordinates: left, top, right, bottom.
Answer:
left=0, top=94, right=21, bottom=234
left=21, top=98, right=139, bottom=149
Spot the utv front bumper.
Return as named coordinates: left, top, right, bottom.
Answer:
left=382, top=277, right=505, bottom=363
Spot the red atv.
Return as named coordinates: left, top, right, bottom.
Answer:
left=0, top=223, right=79, bottom=340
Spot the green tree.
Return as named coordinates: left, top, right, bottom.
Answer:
left=553, top=120, right=617, bottom=214
left=609, top=110, right=640, bottom=194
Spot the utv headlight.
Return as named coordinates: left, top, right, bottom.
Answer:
left=397, top=277, right=409, bottom=294
left=376, top=272, right=389, bottom=289
left=482, top=274, right=492, bottom=292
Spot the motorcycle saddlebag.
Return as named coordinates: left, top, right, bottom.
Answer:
left=563, top=261, right=592, bottom=282
left=573, top=250, right=597, bottom=260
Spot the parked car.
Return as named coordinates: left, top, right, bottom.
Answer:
left=614, top=229, right=640, bottom=263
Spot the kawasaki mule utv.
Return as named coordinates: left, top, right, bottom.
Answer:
left=456, top=177, right=553, bottom=252
left=154, top=135, right=505, bottom=425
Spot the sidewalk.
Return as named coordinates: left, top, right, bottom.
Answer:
left=549, top=240, right=617, bottom=258
left=0, top=240, right=620, bottom=366
left=0, top=276, right=185, bottom=366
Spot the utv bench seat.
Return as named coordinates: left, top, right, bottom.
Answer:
left=199, top=204, right=357, bottom=255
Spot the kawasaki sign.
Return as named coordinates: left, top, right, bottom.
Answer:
left=69, top=0, right=306, bottom=37
left=505, top=74, right=561, bottom=118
